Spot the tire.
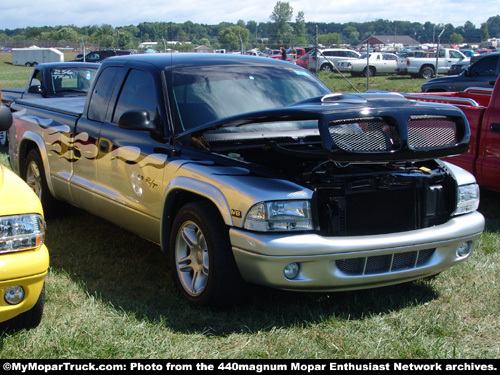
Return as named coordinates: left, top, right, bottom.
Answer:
left=0, top=131, right=7, bottom=147
left=170, top=201, right=245, bottom=309
left=1, top=284, right=45, bottom=332
left=25, top=62, right=32, bottom=67
left=320, top=63, right=333, bottom=72
left=23, top=149, right=59, bottom=217
left=363, top=67, right=375, bottom=77
left=420, top=66, right=435, bottom=79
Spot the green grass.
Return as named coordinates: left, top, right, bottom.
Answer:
left=0, top=51, right=499, bottom=359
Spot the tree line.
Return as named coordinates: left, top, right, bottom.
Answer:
left=1, top=1, right=499, bottom=51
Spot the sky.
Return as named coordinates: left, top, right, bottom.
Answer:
left=1, top=0, right=498, bottom=31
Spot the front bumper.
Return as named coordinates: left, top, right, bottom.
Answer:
left=230, top=212, right=484, bottom=291
left=0, top=245, right=49, bottom=323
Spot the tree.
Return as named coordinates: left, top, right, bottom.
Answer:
left=219, top=26, right=250, bottom=51
left=269, top=1, right=294, bottom=45
left=450, top=32, right=464, bottom=45
left=480, top=23, right=490, bottom=42
left=294, top=11, right=307, bottom=45
left=318, top=33, right=342, bottom=47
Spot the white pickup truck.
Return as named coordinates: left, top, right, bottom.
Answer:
left=399, top=48, right=469, bottom=79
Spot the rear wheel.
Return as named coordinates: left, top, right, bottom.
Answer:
left=420, top=66, right=435, bottom=79
left=170, top=201, right=245, bottom=309
left=320, top=63, right=333, bottom=72
left=363, top=67, right=376, bottom=77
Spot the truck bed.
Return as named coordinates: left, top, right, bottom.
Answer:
left=1, top=87, right=25, bottom=107
left=14, top=96, right=86, bottom=117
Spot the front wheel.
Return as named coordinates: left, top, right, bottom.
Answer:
left=170, top=201, right=245, bottom=309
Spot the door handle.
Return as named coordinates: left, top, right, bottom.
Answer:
left=490, top=123, right=500, bottom=133
left=99, top=139, right=111, bottom=153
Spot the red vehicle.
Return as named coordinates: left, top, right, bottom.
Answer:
left=405, top=82, right=500, bottom=191
left=269, top=47, right=306, bottom=62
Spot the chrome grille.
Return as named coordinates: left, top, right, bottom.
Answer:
left=336, top=249, right=435, bottom=275
left=408, top=116, right=458, bottom=150
left=328, top=118, right=395, bottom=152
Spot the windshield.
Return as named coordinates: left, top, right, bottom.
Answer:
left=171, top=65, right=330, bottom=132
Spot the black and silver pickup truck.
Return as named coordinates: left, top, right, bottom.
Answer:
left=8, top=54, right=485, bottom=308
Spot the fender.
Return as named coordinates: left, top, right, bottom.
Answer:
left=17, top=130, right=57, bottom=198
left=161, top=175, right=233, bottom=253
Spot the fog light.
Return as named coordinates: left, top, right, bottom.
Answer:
left=284, top=263, right=300, bottom=280
left=4, top=286, right=25, bottom=305
left=457, top=241, right=472, bottom=257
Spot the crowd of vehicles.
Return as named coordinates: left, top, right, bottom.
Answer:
left=0, top=42, right=497, bottom=321
left=4, top=53, right=485, bottom=309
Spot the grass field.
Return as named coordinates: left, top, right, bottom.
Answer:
left=0, top=51, right=499, bottom=359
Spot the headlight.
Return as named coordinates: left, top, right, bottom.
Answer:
left=453, top=184, right=480, bottom=216
left=244, top=201, right=313, bottom=232
left=0, top=214, right=45, bottom=254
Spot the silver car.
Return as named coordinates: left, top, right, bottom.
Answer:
left=308, top=48, right=360, bottom=72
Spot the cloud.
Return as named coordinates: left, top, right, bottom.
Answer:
left=0, top=0, right=496, bottom=30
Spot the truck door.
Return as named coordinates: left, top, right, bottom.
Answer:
left=478, top=92, right=500, bottom=191
left=93, top=67, right=168, bottom=243
left=69, top=66, right=122, bottom=212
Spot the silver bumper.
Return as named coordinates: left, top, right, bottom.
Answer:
left=230, top=212, right=485, bottom=291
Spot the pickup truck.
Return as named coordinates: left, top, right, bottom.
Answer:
left=1, top=62, right=99, bottom=108
left=396, top=50, right=436, bottom=76
left=421, top=52, right=500, bottom=92
left=0, top=62, right=99, bottom=146
left=7, top=54, right=485, bottom=309
left=406, top=80, right=500, bottom=192
left=400, top=48, right=469, bottom=79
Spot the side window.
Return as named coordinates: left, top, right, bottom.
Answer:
left=112, top=69, right=158, bottom=125
left=30, top=69, right=43, bottom=86
left=87, top=67, right=121, bottom=122
left=470, top=56, right=498, bottom=76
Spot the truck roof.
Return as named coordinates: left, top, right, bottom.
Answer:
left=102, top=53, right=300, bottom=70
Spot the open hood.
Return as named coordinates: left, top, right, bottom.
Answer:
left=176, top=93, right=471, bottom=163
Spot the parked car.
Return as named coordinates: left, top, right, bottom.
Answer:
left=337, top=52, right=398, bottom=76
left=307, top=48, right=361, bottom=72
left=268, top=47, right=306, bottom=62
left=295, top=52, right=311, bottom=68
left=397, top=50, right=436, bottom=75
left=7, top=53, right=484, bottom=309
left=71, top=49, right=134, bottom=63
left=1, top=62, right=99, bottom=108
left=402, top=48, right=469, bottom=79
left=409, top=78, right=500, bottom=192
left=421, top=52, right=500, bottom=92
left=0, top=89, right=49, bottom=331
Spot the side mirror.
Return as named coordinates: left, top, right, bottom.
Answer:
left=0, top=104, right=13, bottom=131
left=118, top=109, right=159, bottom=133
left=27, top=84, right=45, bottom=96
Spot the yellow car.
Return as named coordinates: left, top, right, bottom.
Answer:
left=0, top=93, right=49, bottom=330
